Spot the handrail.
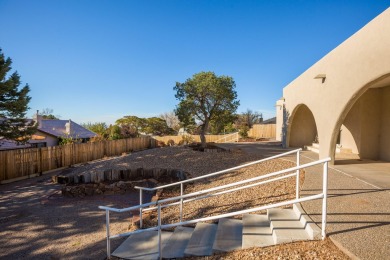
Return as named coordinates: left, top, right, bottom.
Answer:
left=134, top=148, right=302, bottom=191
left=134, top=148, right=301, bottom=226
left=214, top=132, right=239, bottom=143
left=99, top=149, right=330, bottom=260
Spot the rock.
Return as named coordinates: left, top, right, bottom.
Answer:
left=85, top=187, right=94, bottom=196
left=81, top=173, right=91, bottom=183
left=104, top=170, right=111, bottom=181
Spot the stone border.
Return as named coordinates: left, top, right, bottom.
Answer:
left=57, top=168, right=188, bottom=197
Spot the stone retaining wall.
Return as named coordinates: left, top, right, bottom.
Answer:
left=57, top=168, right=188, bottom=197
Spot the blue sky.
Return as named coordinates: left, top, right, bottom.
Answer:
left=0, top=1, right=388, bottom=125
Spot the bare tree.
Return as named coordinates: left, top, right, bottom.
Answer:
left=160, top=111, right=180, bottom=133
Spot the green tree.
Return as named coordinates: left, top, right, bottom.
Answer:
left=144, top=117, right=174, bottom=136
left=0, top=49, right=36, bottom=143
left=82, top=122, right=108, bottom=139
left=116, top=115, right=146, bottom=137
left=108, top=124, right=121, bottom=140
left=174, top=71, right=239, bottom=148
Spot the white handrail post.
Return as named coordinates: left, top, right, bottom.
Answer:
left=105, top=209, right=111, bottom=259
left=139, top=188, right=143, bottom=228
left=180, top=183, right=184, bottom=222
left=321, top=161, right=329, bottom=240
left=296, top=150, right=300, bottom=199
left=158, top=204, right=162, bottom=260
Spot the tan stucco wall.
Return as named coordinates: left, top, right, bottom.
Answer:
left=277, top=8, right=390, bottom=163
left=380, top=87, right=390, bottom=161
left=29, top=131, right=59, bottom=147
left=289, top=105, right=317, bottom=147
left=340, top=86, right=390, bottom=160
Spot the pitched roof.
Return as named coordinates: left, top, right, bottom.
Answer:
left=38, top=120, right=97, bottom=139
left=261, top=117, right=276, bottom=124
left=0, top=138, right=31, bottom=150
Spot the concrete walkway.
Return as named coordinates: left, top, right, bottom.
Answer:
left=217, top=142, right=390, bottom=260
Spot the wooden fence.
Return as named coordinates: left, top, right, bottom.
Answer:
left=248, top=124, right=276, bottom=139
left=153, top=133, right=238, bottom=145
left=0, top=136, right=154, bottom=183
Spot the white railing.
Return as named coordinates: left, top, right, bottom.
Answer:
left=214, top=132, right=239, bottom=143
left=99, top=149, right=330, bottom=260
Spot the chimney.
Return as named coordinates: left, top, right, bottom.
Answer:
left=65, top=119, right=71, bottom=134
left=33, top=110, right=43, bottom=128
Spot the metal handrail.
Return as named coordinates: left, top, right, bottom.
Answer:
left=135, top=148, right=302, bottom=191
left=134, top=148, right=301, bottom=226
left=99, top=150, right=330, bottom=260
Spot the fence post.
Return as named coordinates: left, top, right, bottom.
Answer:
left=180, top=183, right=184, bottom=222
left=321, top=161, right=328, bottom=240
left=158, top=204, right=162, bottom=260
left=105, top=210, right=111, bottom=259
left=139, top=189, right=143, bottom=228
left=296, top=150, right=300, bottom=199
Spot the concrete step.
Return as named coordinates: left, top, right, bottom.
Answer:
left=293, top=203, right=321, bottom=240
left=306, top=145, right=319, bottom=154
left=112, top=230, right=172, bottom=260
left=242, top=214, right=274, bottom=249
left=162, top=226, right=193, bottom=259
left=213, top=218, right=243, bottom=253
left=184, top=223, right=218, bottom=256
left=268, top=208, right=311, bottom=244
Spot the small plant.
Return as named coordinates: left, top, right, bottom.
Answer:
left=239, top=125, right=249, bottom=138
left=59, top=134, right=81, bottom=145
left=181, top=134, right=194, bottom=145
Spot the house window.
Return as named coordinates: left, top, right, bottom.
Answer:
left=31, top=142, right=47, bottom=148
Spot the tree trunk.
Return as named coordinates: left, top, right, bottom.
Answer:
left=200, top=121, right=208, bottom=148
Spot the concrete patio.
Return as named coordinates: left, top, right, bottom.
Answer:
left=218, top=142, right=390, bottom=260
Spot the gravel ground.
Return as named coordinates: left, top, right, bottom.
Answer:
left=0, top=146, right=349, bottom=259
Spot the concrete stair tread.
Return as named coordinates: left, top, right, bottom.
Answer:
left=162, top=226, right=193, bottom=259
left=268, top=207, right=312, bottom=244
left=184, top=223, right=218, bottom=256
left=213, top=218, right=243, bottom=253
left=242, top=214, right=274, bottom=248
left=112, top=230, right=172, bottom=260
left=268, top=208, right=299, bottom=221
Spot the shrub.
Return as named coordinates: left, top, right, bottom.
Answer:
left=239, top=125, right=249, bottom=138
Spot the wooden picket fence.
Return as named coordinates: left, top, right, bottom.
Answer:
left=0, top=136, right=154, bottom=183
left=153, top=133, right=239, bottom=145
left=248, top=124, right=276, bottom=139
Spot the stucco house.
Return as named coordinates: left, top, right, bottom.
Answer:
left=276, top=8, right=390, bottom=164
left=0, top=113, right=97, bottom=150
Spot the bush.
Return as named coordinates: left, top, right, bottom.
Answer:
left=239, top=125, right=249, bottom=138
left=181, top=135, right=195, bottom=145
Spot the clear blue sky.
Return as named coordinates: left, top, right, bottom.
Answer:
left=0, top=1, right=388, bottom=125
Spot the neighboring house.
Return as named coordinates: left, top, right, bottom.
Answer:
left=275, top=8, right=390, bottom=163
left=0, top=112, right=97, bottom=150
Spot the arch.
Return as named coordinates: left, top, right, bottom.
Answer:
left=287, top=104, right=318, bottom=148
left=329, top=73, right=390, bottom=162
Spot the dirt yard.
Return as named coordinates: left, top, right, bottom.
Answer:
left=0, top=146, right=349, bottom=259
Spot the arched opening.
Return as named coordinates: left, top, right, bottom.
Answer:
left=288, top=104, right=318, bottom=148
left=331, top=74, right=390, bottom=163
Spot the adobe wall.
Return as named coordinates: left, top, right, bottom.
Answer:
left=276, top=8, right=390, bottom=163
